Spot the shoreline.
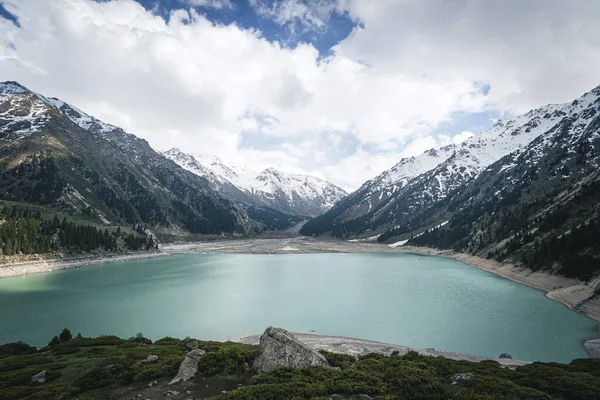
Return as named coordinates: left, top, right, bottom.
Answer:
left=0, top=251, right=168, bottom=279
left=1, top=237, right=598, bottom=357
left=396, top=245, right=600, bottom=323
left=238, top=331, right=530, bottom=367
left=2, top=238, right=598, bottom=325
left=396, top=246, right=600, bottom=358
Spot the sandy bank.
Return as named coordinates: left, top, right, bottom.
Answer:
left=238, top=331, right=529, bottom=368
left=0, top=251, right=167, bottom=279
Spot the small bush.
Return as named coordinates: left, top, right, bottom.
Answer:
left=0, top=342, right=36, bottom=357
left=318, top=350, right=356, bottom=370
left=197, top=343, right=257, bottom=376
left=131, top=332, right=152, bottom=345
left=68, top=335, right=126, bottom=347
left=133, top=356, right=182, bottom=381
left=0, top=385, right=37, bottom=400
left=154, top=337, right=184, bottom=346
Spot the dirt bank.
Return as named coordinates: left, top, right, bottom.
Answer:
left=0, top=251, right=167, bottom=279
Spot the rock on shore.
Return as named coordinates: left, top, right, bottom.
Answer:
left=253, top=327, right=330, bottom=373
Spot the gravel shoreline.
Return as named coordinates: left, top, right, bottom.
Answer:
left=238, top=331, right=530, bottom=367
left=0, top=251, right=168, bottom=279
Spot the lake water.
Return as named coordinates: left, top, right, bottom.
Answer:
left=0, top=253, right=596, bottom=362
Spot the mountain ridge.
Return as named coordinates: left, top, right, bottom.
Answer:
left=0, top=81, right=305, bottom=240
left=164, top=147, right=347, bottom=217
left=301, top=84, right=600, bottom=240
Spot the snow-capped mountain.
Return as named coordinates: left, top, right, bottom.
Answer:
left=164, top=148, right=347, bottom=217
left=301, top=84, right=600, bottom=239
left=403, top=85, right=600, bottom=282
left=0, top=81, right=308, bottom=237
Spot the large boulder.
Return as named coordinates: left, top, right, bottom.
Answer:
left=169, top=349, right=205, bottom=385
left=253, top=327, right=330, bottom=373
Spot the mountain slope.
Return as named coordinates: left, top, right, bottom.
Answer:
left=164, top=148, right=347, bottom=217
left=301, top=85, right=600, bottom=239
left=400, top=86, right=600, bottom=279
left=0, top=81, right=272, bottom=238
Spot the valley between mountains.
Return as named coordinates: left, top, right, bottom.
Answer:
left=1, top=80, right=600, bottom=325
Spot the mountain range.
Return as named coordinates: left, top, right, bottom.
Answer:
left=163, top=148, right=347, bottom=217
left=301, top=84, right=600, bottom=280
left=0, top=81, right=341, bottom=240
left=2, top=79, right=599, bottom=280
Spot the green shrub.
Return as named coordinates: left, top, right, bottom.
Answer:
left=154, top=337, right=184, bottom=346
left=0, top=385, right=37, bottom=400
left=130, top=332, right=152, bottom=345
left=133, top=356, right=181, bottom=381
left=52, top=346, right=80, bottom=355
left=0, top=342, right=36, bottom=357
left=197, top=343, right=257, bottom=376
left=67, top=336, right=126, bottom=347
left=26, top=383, right=79, bottom=400
left=318, top=351, right=356, bottom=370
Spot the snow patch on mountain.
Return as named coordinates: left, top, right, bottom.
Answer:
left=164, top=148, right=347, bottom=216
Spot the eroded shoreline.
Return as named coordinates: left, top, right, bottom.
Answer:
left=0, top=251, right=168, bottom=279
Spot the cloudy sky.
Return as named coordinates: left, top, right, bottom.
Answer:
left=1, top=0, right=599, bottom=191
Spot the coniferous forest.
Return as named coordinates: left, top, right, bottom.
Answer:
left=0, top=203, right=155, bottom=257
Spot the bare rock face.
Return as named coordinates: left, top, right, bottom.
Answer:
left=30, top=370, right=46, bottom=384
left=136, top=355, right=159, bottom=365
left=451, top=372, right=474, bottom=385
left=253, top=327, right=330, bottom=373
left=186, top=341, right=199, bottom=350
left=584, top=339, right=600, bottom=358
left=169, top=349, right=205, bottom=385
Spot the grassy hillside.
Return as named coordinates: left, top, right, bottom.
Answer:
left=1, top=332, right=599, bottom=400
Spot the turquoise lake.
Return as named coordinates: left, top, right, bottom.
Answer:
left=0, top=252, right=596, bottom=362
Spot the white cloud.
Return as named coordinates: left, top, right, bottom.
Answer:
left=337, top=0, right=600, bottom=113
left=1, top=0, right=599, bottom=192
left=451, top=131, right=474, bottom=145
left=185, top=0, right=233, bottom=9
left=250, top=0, right=341, bottom=31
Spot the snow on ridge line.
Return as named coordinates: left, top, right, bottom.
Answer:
left=358, top=85, right=600, bottom=200
left=165, top=148, right=347, bottom=200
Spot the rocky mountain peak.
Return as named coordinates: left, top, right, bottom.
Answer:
left=165, top=149, right=347, bottom=217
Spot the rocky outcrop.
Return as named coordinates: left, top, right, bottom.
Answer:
left=584, top=339, right=600, bottom=358
left=451, top=372, right=474, bottom=385
left=253, top=327, right=330, bottom=373
left=30, top=370, right=46, bottom=384
left=169, top=349, right=205, bottom=385
left=186, top=341, right=199, bottom=350
left=136, top=355, right=158, bottom=365
left=499, top=353, right=512, bottom=359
